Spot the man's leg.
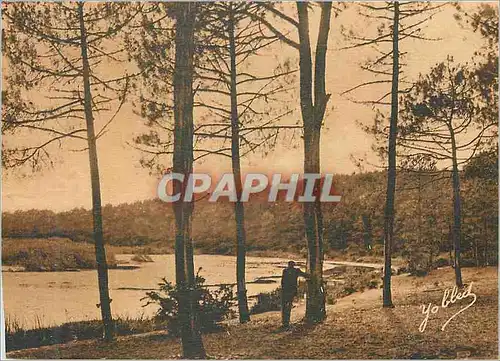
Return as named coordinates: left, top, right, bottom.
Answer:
left=282, top=297, right=292, bottom=327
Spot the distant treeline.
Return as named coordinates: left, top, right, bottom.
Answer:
left=3, top=165, right=497, bottom=266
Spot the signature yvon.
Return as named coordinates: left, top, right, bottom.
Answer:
left=419, top=282, right=477, bottom=332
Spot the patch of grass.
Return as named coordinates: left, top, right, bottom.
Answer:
left=5, top=315, right=166, bottom=352
left=2, top=237, right=117, bottom=271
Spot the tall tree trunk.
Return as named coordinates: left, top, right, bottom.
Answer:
left=474, top=237, right=479, bottom=267
left=361, top=214, right=373, bottom=250
left=429, top=238, right=434, bottom=270
left=382, top=2, right=399, bottom=308
left=483, top=215, right=488, bottom=266
left=483, top=216, right=488, bottom=266
left=450, top=131, right=463, bottom=287
left=228, top=7, right=250, bottom=324
left=172, top=3, right=206, bottom=358
left=449, top=224, right=454, bottom=266
left=417, top=173, right=422, bottom=247
left=303, top=124, right=325, bottom=323
left=77, top=2, right=114, bottom=342
left=340, top=220, right=347, bottom=249
left=296, top=2, right=332, bottom=323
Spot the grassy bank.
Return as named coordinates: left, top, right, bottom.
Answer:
left=2, top=238, right=117, bottom=271
left=1, top=236, right=416, bottom=268
left=7, top=267, right=497, bottom=359
left=5, top=316, right=165, bottom=352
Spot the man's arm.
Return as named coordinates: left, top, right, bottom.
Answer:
left=298, top=269, right=310, bottom=279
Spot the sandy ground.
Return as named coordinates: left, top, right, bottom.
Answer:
left=6, top=266, right=498, bottom=359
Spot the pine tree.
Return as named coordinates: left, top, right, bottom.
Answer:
left=2, top=2, right=138, bottom=340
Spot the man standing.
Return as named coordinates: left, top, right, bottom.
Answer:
left=281, top=260, right=309, bottom=328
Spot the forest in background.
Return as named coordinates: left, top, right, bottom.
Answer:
left=4, top=149, right=497, bottom=273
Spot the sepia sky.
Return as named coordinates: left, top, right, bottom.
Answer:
left=2, top=2, right=495, bottom=212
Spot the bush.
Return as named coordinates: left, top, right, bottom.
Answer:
left=344, top=270, right=380, bottom=294
left=343, top=285, right=357, bottom=295
left=367, top=279, right=379, bottom=289
left=326, top=294, right=336, bottom=305
left=407, top=249, right=432, bottom=276
left=461, top=257, right=479, bottom=268
left=250, top=288, right=282, bottom=315
left=435, top=257, right=450, bottom=268
left=325, top=268, right=381, bottom=300
left=142, top=269, right=235, bottom=335
left=397, top=266, right=408, bottom=275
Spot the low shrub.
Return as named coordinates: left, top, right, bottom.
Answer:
left=460, top=255, right=481, bottom=268
left=142, top=269, right=235, bottom=335
left=341, top=269, right=380, bottom=295
left=326, top=268, right=381, bottom=300
left=397, top=266, right=408, bottom=275
left=250, top=288, right=282, bottom=315
left=326, top=294, right=336, bottom=305
left=406, top=249, right=432, bottom=277
left=435, top=257, right=450, bottom=268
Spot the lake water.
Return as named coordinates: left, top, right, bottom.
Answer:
left=2, top=254, right=321, bottom=329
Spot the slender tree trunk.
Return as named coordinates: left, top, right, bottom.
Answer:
left=483, top=216, right=488, bottom=266
left=450, top=131, right=463, bottom=287
left=475, top=237, right=479, bottom=267
left=417, top=174, right=422, bottom=247
left=172, top=3, right=205, bottom=358
left=77, top=2, right=113, bottom=342
left=228, top=7, right=250, bottom=324
left=340, top=220, right=347, bottom=249
left=303, top=125, right=325, bottom=322
left=361, top=214, right=373, bottom=250
left=296, top=2, right=332, bottom=323
left=449, top=224, right=454, bottom=266
left=382, top=2, right=399, bottom=308
left=429, top=238, right=434, bottom=270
